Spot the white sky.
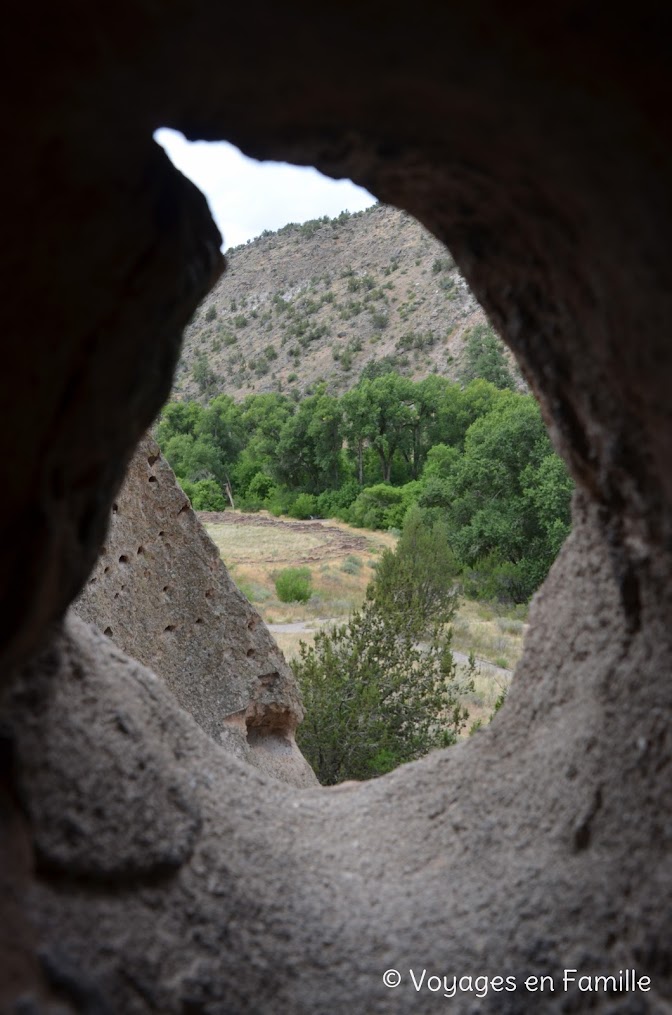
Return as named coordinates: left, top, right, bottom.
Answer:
left=155, top=128, right=377, bottom=251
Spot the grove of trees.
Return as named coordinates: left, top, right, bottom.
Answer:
left=155, top=370, right=573, bottom=603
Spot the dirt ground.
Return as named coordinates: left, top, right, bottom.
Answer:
left=199, top=510, right=380, bottom=565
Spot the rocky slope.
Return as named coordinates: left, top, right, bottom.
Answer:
left=173, top=203, right=507, bottom=400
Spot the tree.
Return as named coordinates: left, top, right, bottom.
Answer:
left=441, top=395, right=573, bottom=601
left=369, top=375, right=417, bottom=482
left=181, top=478, right=226, bottom=511
left=162, top=432, right=224, bottom=485
left=275, top=386, right=344, bottom=492
left=460, top=324, right=515, bottom=390
left=294, top=598, right=470, bottom=784
left=341, top=384, right=376, bottom=485
left=369, top=506, right=459, bottom=637
left=192, top=353, right=217, bottom=394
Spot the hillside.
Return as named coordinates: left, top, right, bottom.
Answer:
left=173, top=203, right=516, bottom=400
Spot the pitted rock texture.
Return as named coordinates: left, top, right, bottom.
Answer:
left=74, top=436, right=316, bottom=788
left=2, top=3, right=672, bottom=1012
left=3, top=504, right=671, bottom=1012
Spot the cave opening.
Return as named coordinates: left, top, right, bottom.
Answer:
left=99, top=131, right=576, bottom=786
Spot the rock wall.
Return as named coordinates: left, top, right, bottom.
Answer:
left=74, top=435, right=316, bottom=788
left=2, top=3, right=672, bottom=1012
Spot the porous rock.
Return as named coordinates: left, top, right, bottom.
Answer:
left=2, top=3, right=672, bottom=1012
left=74, top=435, right=316, bottom=788
left=3, top=502, right=671, bottom=1012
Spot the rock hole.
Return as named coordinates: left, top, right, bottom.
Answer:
left=148, top=475, right=157, bottom=484
left=164, top=624, right=176, bottom=633
left=162, top=585, right=170, bottom=593
left=103, top=627, right=113, bottom=637
left=205, top=589, right=213, bottom=599
left=137, top=546, right=144, bottom=555
left=147, top=453, right=159, bottom=466
left=118, top=555, right=129, bottom=563
left=112, top=503, right=119, bottom=514
left=158, top=530, right=165, bottom=537
left=103, top=566, right=110, bottom=573
left=178, top=502, right=189, bottom=515
left=246, top=648, right=256, bottom=659
left=195, top=617, right=204, bottom=625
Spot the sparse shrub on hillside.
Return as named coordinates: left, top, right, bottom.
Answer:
left=233, top=314, right=249, bottom=329
left=205, top=304, right=217, bottom=322
left=264, top=345, right=278, bottom=361
left=275, top=567, right=313, bottom=603
left=369, top=310, right=389, bottom=330
left=340, top=555, right=362, bottom=575
left=339, top=300, right=363, bottom=320
left=192, top=355, right=216, bottom=394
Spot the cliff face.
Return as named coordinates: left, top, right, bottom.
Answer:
left=75, top=435, right=316, bottom=788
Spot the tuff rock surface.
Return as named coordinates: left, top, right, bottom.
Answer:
left=1, top=2, right=672, bottom=1012
left=74, top=435, right=316, bottom=788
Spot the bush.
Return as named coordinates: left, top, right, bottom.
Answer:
left=370, top=506, right=459, bottom=637
left=288, top=492, right=318, bottom=520
left=294, top=599, right=470, bottom=784
left=275, top=567, right=313, bottom=603
left=347, top=481, right=420, bottom=530
left=204, top=304, right=217, bottom=321
left=181, top=478, right=226, bottom=511
left=247, top=471, right=275, bottom=503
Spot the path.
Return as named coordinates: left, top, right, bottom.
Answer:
left=267, top=619, right=513, bottom=678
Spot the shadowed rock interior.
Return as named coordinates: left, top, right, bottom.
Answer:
left=1, top=3, right=671, bottom=1011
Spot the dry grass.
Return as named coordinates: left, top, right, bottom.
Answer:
left=203, top=511, right=394, bottom=627
left=207, top=520, right=325, bottom=565
left=450, top=599, right=528, bottom=672
left=204, top=511, right=528, bottom=734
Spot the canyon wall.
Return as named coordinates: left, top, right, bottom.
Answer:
left=74, top=435, right=316, bottom=788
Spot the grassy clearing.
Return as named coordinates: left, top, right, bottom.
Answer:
left=450, top=599, right=528, bottom=672
left=203, top=511, right=395, bottom=626
left=203, top=511, right=527, bottom=734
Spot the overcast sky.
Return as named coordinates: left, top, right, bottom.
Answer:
left=155, top=128, right=377, bottom=251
